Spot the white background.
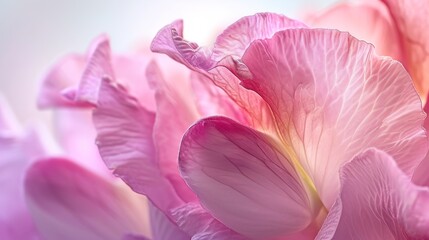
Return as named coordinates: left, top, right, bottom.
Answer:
left=0, top=0, right=338, bottom=125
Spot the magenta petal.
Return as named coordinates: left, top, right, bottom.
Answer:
left=179, top=116, right=321, bottom=239
left=316, top=149, right=429, bottom=239
left=122, top=234, right=150, bottom=240
left=25, top=158, right=151, bottom=240
left=240, top=28, right=427, bottom=208
left=172, top=203, right=245, bottom=240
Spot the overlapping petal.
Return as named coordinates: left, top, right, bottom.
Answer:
left=179, top=116, right=322, bottom=239
left=316, top=148, right=429, bottom=239
left=307, top=1, right=403, bottom=60
left=381, top=0, right=429, bottom=100
left=171, top=203, right=245, bottom=240
left=0, top=97, right=60, bottom=240
left=25, top=158, right=151, bottom=240
left=151, top=13, right=307, bottom=133
left=238, top=28, right=427, bottom=208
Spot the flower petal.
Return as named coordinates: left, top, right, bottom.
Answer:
left=171, top=203, right=245, bottom=240
left=149, top=202, right=188, bottom=240
left=381, top=0, right=429, bottom=100
left=53, top=109, right=110, bottom=177
left=239, top=28, right=427, bottom=208
left=0, top=98, right=60, bottom=240
left=212, top=13, right=307, bottom=61
left=146, top=59, right=198, bottom=203
left=316, top=148, right=429, bottom=239
left=151, top=14, right=306, bottom=134
left=25, top=158, right=151, bottom=240
left=179, top=116, right=322, bottom=239
left=92, top=78, right=184, bottom=217
left=37, top=54, right=87, bottom=108
left=306, top=1, right=403, bottom=61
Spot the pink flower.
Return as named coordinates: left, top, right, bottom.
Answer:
left=150, top=13, right=429, bottom=239
left=35, top=12, right=429, bottom=240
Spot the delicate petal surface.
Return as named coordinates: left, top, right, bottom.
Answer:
left=307, top=1, right=403, bottom=61
left=25, top=158, right=151, bottom=240
left=92, top=78, right=184, bottom=217
left=151, top=13, right=307, bottom=134
left=240, top=28, right=427, bottom=208
left=172, top=203, right=245, bottom=240
left=316, top=149, right=429, bottom=240
left=381, top=0, right=429, bottom=100
left=179, top=116, right=321, bottom=239
left=146, top=60, right=198, bottom=202
left=149, top=202, right=188, bottom=240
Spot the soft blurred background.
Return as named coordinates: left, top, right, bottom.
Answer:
left=0, top=0, right=337, bottom=126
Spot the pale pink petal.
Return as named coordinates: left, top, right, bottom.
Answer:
left=171, top=203, right=246, bottom=240
left=151, top=14, right=306, bottom=134
left=381, top=0, right=429, bottom=100
left=179, top=116, right=322, bottom=239
left=0, top=95, right=22, bottom=134
left=37, top=54, right=87, bottom=108
left=39, top=35, right=156, bottom=111
left=25, top=158, right=151, bottom=240
left=73, top=38, right=190, bottom=229
left=0, top=99, right=60, bottom=240
left=316, top=148, right=429, bottom=239
left=53, top=109, right=110, bottom=177
left=74, top=36, right=114, bottom=105
left=239, top=29, right=427, bottom=208
left=92, top=78, right=185, bottom=217
left=148, top=202, right=188, bottom=240
left=190, top=72, right=250, bottom=125
left=307, top=1, right=403, bottom=61
left=212, top=13, right=307, bottom=61
left=145, top=60, right=198, bottom=202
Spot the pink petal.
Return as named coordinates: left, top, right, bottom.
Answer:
left=0, top=99, right=60, bottom=240
left=145, top=60, right=198, bottom=203
left=122, top=234, right=150, bottom=240
left=37, top=54, right=87, bottom=108
left=151, top=14, right=306, bottom=134
left=53, top=109, right=111, bottom=177
left=148, top=202, right=188, bottom=240
left=190, top=72, right=249, bottom=125
left=92, top=78, right=184, bottom=217
left=179, top=116, right=322, bottom=239
left=171, top=203, right=246, bottom=240
left=316, top=148, right=429, bottom=239
left=381, top=0, right=429, bottom=100
left=25, top=158, right=151, bottom=240
left=239, top=28, right=427, bottom=208
left=306, top=1, right=403, bottom=61
left=39, top=35, right=156, bottom=111
left=0, top=95, right=22, bottom=134
left=212, top=13, right=307, bottom=61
